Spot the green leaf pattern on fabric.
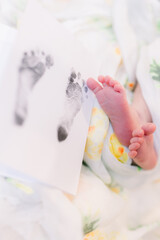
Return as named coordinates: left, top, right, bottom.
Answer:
left=150, top=59, right=160, bottom=82
left=83, top=214, right=100, bottom=235
left=157, top=20, right=160, bottom=32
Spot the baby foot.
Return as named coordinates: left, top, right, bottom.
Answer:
left=87, top=76, right=139, bottom=146
left=15, top=50, right=53, bottom=125
left=128, top=123, right=157, bottom=169
left=57, top=70, right=88, bottom=142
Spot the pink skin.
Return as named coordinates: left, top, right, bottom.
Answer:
left=87, top=75, right=140, bottom=146
left=128, top=123, right=157, bottom=170
left=87, top=76, right=157, bottom=170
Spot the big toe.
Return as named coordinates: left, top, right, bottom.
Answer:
left=87, top=78, right=103, bottom=94
left=141, top=123, right=156, bottom=136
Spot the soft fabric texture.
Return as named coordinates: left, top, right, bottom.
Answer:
left=0, top=0, right=160, bottom=240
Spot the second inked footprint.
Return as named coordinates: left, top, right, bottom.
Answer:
left=15, top=50, right=53, bottom=125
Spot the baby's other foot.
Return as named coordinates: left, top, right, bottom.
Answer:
left=128, top=123, right=157, bottom=169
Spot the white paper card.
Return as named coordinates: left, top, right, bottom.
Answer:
left=0, top=0, right=98, bottom=194
left=0, top=23, right=17, bottom=84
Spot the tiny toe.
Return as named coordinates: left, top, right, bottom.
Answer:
left=98, top=75, right=105, bottom=83
left=132, top=128, right=144, bottom=137
left=108, top=78, right=117, bottom=87
left=104, top=75, right=111, bottom=84
left=130, top=137, right=144, bottom=144
left=129, top=143, right=141, bottom=151
left=128, top=150, right=137, bottom=159
left=114, top=83, right=123, bottom=93
left=141, top=123, right=156, bottom=136
left=87, top=78, right=103, bottom=94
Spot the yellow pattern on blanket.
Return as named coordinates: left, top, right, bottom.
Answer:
left=85, top=107, right=109, bottom=161
left=109, top=133, right=128, bottom=163
left=84, top=103, right=129, bottom=165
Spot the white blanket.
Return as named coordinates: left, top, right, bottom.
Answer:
left=0, top=1, right=160, bottom=240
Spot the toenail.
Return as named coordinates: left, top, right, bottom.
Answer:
left=104, top=76, right=110, bottom=82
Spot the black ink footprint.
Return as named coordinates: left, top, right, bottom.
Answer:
left=57, top=69, right=88, bottom=142
left=14, top=50, right=53, bottom=125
